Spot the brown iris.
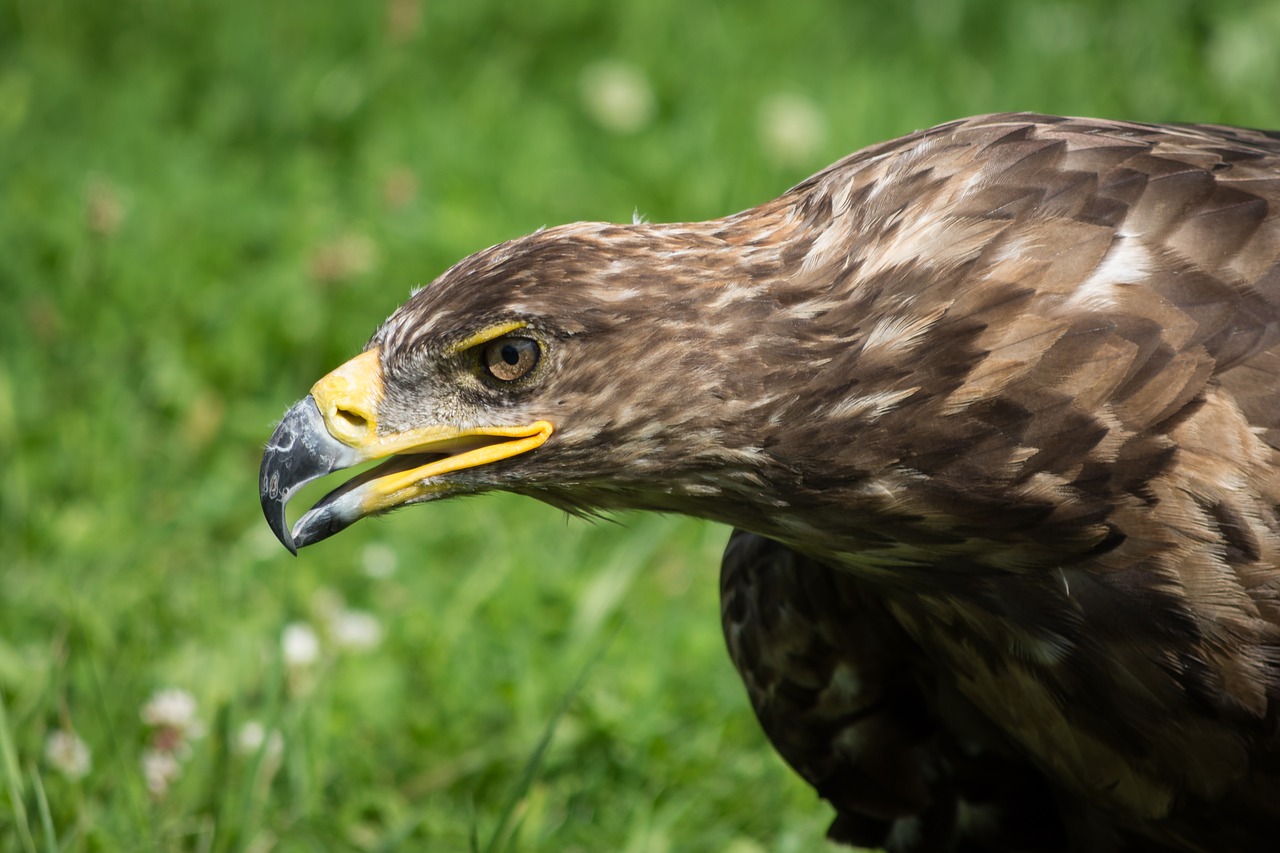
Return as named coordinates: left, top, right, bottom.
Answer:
left=481, top=336, right=540, bottom=382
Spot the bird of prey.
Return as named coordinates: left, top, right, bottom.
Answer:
left=261, top=113, right=1280, bottom=852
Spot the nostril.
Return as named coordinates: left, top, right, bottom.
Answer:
left=335, top=408, right=368, bottom=432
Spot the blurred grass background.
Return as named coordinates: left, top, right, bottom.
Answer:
left=2, top=0, right=1278, bottom=850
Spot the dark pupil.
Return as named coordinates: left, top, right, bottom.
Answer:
left=501, top=343, right=520, bottom=365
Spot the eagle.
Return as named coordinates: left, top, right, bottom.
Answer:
left=260, top=113, right=1280, bottom=852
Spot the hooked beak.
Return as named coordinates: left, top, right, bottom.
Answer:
left=259, top=348, right=552, bottom=553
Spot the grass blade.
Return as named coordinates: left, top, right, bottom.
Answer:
left=0, top=692, right=37, bottom=853
left=29, top=764, right=57, bottom=853
left=479, top=627, right=617, bottom=853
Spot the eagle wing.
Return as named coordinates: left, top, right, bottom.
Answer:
left=721, top=530, right=1073, bottom=851
left=723, top=116, right=1280, bottom=852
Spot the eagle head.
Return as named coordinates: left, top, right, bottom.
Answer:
left=260, top=216, right=827, bottom=553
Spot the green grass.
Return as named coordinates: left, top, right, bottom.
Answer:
left=2, top=0, right=1278, bottom=849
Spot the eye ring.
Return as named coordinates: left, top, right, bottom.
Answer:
left=480, top=336, right=541, bottom=382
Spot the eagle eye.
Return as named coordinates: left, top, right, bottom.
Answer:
left=481, top=336, right=540, bottom=382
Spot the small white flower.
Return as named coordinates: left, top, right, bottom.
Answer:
left=141, top=688, right=201, bottom=734
left=282, top=622, right=321, bottom=668
left=361, top=542, right=398, bottom=578
left=44, top=730, right=91, bottom=780
left=757, top=93, right=827, bottom=167
left=236, top=720, right=284, bottom=761
left=141, top=748, right=182, bottom=798
left=331, top=609, right=383, bottom=652
left=579, top=59, right=656, bottom=134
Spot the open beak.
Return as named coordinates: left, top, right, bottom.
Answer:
left=259, top=348, right=552, bottom=553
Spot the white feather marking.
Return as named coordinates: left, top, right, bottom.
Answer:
left=858, top=207, right=991, bottom=280
left=1067, top=237, right=1150, bottom=311
left=799, top=213, right=854, bottom=274
left=585, top=286, right=642, bottom=303
left=860, top=306, right=947, bottom=356
left=827, top=387, right=919, bottom=421
left=710, top=281, right=767, bottom=310
left=988, top=231, right=1043, bottom=266
left=828, top=180, right=857, bottom=215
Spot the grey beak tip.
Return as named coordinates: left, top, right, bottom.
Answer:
left=260, top=460, right=300, bottom=554
left=259, top=396, right=353, bottom=554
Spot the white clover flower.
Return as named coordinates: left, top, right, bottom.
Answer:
left=140, top=688, right=202, bottom=738
left=282, top=621, right=321, bottom=668
left=579, top=59, right=656, bottom=134
left=44, top=730, right=92, bottom=780
left=757, top=93, right=827, bottom=167
left=361, top=542, right=398, bottom=578
left=141, top=748, right=182, bottom=797
left=236, top=720, right=284, bottom=762
left=330, top=609, right=383, bottom=652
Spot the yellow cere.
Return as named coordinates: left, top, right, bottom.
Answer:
left=310, top=348, right=384, bottom=445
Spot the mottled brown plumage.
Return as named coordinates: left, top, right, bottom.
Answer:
left=261, top=114, right=1280, bottom=852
